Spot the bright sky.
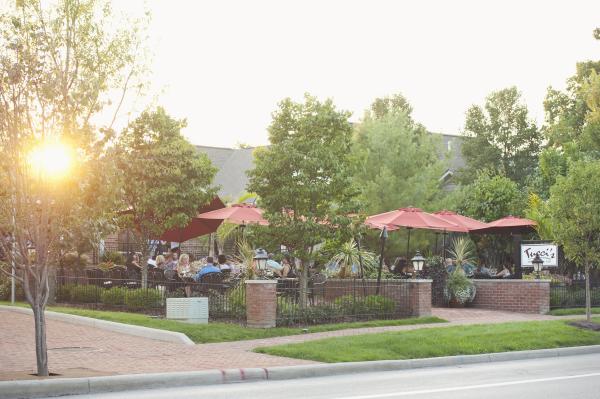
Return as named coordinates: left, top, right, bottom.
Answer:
left=117, top=0, right=600, bottom=148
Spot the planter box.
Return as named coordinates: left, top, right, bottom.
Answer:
left=166, top=297, right=208, bottom=324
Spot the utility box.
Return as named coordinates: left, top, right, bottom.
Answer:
left=166, top=297, right=209, bottom=324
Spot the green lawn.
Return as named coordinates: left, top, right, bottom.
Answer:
left=548, top=307, right=600, bottom=316
left=255, top=319, right=600, bottom=362
left=0, top=302, right=444, bottom=344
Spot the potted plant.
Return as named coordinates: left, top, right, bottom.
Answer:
left=445, top=237, right=477, bottom=306
left=327, top=240, right=377, bottom=278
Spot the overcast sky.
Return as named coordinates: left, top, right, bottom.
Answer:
left=116, top=0, right=600, bottom=148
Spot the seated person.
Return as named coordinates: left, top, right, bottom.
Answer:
left=155, top=254, right=166, bottom=270
left=194, top=256, right=221, bottom=281
left=474, top=264, right=494, bottom=278
left=163, top=253, right=177, bottom=271
left=266, top=253, right=289, bottom=277
left=176, top=253, right=192, bottom=278
left=496, top=265, right=511, bottom=278
left=391, top=257, right=407, bottom=274
left=217, top=254, right=232, bottom=271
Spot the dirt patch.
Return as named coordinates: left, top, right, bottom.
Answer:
left=568, top=320, right=600, bottom=331
left=0, top=368, right=116, bottom=381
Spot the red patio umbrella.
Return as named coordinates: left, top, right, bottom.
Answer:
left=470, top=215, right=536, bottom=235
left=159, top=197, right=226, bottom=242
left=432, top=210, right=488, bottom=231
left=365, top=207, right=467, bottom=259
left=198, top=203, right=268, bottom=226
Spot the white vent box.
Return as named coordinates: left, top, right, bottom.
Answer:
left=166, top=297, right=209, bottom=324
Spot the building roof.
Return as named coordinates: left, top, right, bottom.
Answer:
left=196, top=145, right=255, bottom=201
left=197, top=133, right=466, bottom=200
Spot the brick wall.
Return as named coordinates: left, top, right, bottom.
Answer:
left=245, top=280, right=277, bottom=328
left=471, top=279, right=550, bottom=314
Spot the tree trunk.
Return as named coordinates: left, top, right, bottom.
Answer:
left=299, top=258, right=309, bottom=309
left=32, top=304, right=49, bottom=376
left=585, top=262, right=591, bottom=322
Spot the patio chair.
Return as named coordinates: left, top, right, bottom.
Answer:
left=192, top=272, right=224, bottom=296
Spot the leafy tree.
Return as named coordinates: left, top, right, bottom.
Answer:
left=0, top=0, right=144, bottom=376
left=114, top=107, right=216, bottom=287
left=353, top=101, right=447, bottom=215
left=549, top=161, right=600, bottom=321
left=460, top=87, right=542, bottom=186
left=247, top=94, right=358, bottom=305
left=365, top=93, right=413, bottom=120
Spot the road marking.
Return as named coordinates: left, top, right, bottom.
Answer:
left=335, top=372, right=600, bottom=398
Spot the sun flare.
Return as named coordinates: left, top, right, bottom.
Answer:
left=28, top=142, right=73, bottom=178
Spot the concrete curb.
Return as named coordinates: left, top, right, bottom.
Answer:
left=2, top=345, right=600, bottom=399
left=0, top=305, right=194, bottom=347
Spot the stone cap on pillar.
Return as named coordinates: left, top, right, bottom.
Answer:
left=245, top=280, right=277, bottom=284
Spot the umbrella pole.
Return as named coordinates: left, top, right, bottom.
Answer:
left=376, top=227, right=388, bottom=295
left=435, top=233, right=439, bottom=256
left=406, top=228, right=412, bottom=261
left=442, top=231, right=447, bottom=259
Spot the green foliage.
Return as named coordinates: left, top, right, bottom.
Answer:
left=460, top=87, right=542, bottom=186
left=549, top=161, right=600, bottom=266
left=333, top=295, right=395, bottom=315
left=124, top=288, right=163, bottom=309
left=56, top=283, right=77, bottom=302
left=101, top=251, right=126, bottom=266
left=445, top=269, right=476, bottom=305
left=0, top=272, right=25, bottom=301
left=353, top=103, right=446, bottom=215
left=447, top=237, right=477, bottom=268
left=525, top=193, right=554, bottom=240
left=457, top=172, right=525, bottom=222
left=100, top=287, right=127, bottom=306
left=247, top=94, right=358, bottom=266
left=209, top=283, right=246, bottom=319
left=550, top=287, right=600, bottom=309
left=327, top=240, right=378, bottom=278
left=70, top=285, right=102, bottom=303
left=364, top=93, right=414, bottom=120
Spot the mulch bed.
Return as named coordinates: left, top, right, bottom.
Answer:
left=568, top=320, right=600, bottom=331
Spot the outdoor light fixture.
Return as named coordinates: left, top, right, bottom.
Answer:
left=411, top=250, right=426, bottom=278
left=253, top=248, right=269, bottom=271
left=532, top=254, right=544, bottom=279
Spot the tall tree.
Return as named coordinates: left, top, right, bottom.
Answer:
left=247, top=94, right=358, bottom=305
left=549, top=161, right=600, bottom=322
left=460, top=87, right=542, bottom=186
left=365, top=93, right=414, bottom=120
left=353, top=99, right=446, bottom=215
left=0, top=0, right=144, bottom=376
left=114, top=107, right=216, bottom=287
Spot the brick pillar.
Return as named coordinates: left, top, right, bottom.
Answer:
left=408, top=279, right=432, bottom=317
left=245, top=280, right=277, bottom=328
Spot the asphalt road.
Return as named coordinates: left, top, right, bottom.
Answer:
left=45, top=353, right=600, bottom=399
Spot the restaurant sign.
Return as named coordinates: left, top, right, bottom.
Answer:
left=520, top=243, right=558, bottom=267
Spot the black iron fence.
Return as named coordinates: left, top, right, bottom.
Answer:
left=55, top=276, right=246, bottom=322
left=550, top=281, right=600, bottom=309
left=276, top=278, right=410, bottom=326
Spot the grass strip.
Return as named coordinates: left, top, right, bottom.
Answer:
left=548, top=307, right=600, bottom=316
left=255, top=318, right=600, bottom=362
left=0, top=301, right=444, bottom=344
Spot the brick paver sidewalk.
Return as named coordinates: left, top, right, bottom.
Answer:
left=0, top=307, right=560, bottom=379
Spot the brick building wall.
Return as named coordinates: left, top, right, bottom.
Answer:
left=471, top=279, right=550, bottom=314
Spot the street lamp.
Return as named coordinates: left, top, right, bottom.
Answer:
left=253, top=248, right=269, bottom=273
left=532, top=254, right=544, bottom=279
left=411, top=250, right=426, bottom=279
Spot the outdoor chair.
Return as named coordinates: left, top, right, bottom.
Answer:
left=192, top=272, right=224, bottom=296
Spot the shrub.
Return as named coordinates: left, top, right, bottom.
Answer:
left=70, top=285, right=102, bottom=303
left=56, top=283, right=77, bottom=302
left=0, top=271, right=25, bottom=301
left=60, top=252, right=90, bottom=271
left=208, top=284, right=246, bottom=319
left=334, top=295, right=395, bottom=316
left=125, top=288, right=163, bottom=309
left=101, top=287, right=127, bottom=306
left=276, top=299, right=338, bottom=326
left=101, top=251, right=126, bottom=266
left=445, top=270, right=476, bottom=305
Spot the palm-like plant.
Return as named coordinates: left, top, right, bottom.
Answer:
left=328, top=240, right=377, bottom=278
left=233, top=238, right=256, bottom=279
left=447, top=237, right=477, bottom=269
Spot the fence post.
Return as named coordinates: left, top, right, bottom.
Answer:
left=245, top=280, right=277, bottom=328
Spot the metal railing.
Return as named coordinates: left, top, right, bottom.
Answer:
left=55, top=276, right=246, bottom=322
left=550, top=280, right=600, bottom=309
left=276, top=278, right=408, bottom=326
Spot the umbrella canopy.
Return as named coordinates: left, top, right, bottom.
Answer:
left=365, top=207, right=467, bottom=232
left=433, top=210, right=488, bottom=231
left=198, top=203, right=268, bottom=226
left=470, top=215, right=537, bottom=235
left=158, top=197, right=226, bottom=242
